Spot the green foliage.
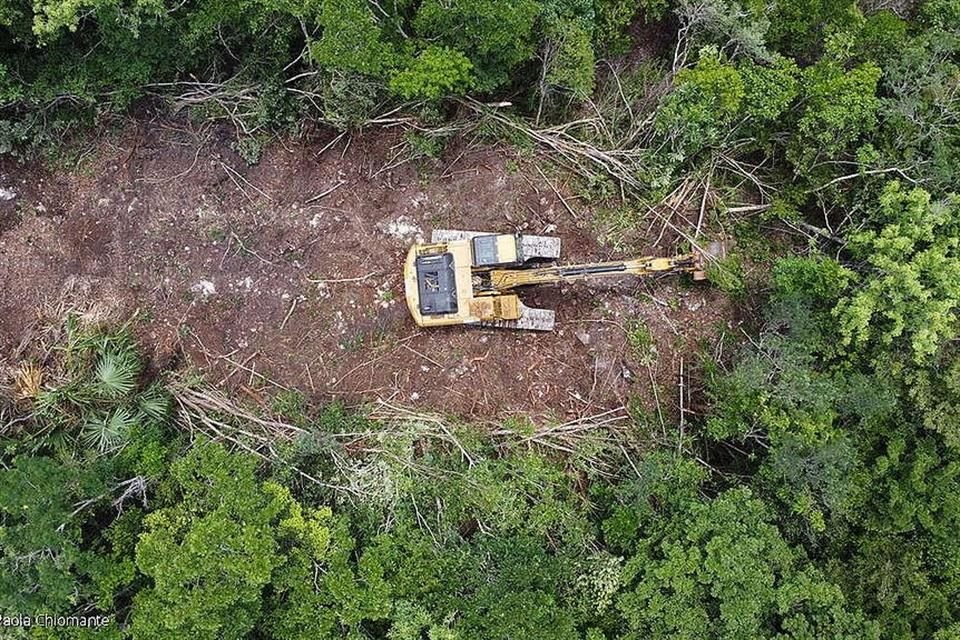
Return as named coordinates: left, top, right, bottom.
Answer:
left=835, top=182, right=960, bottom=363
left=592, top=0, right=636, bottom=53
left=29, top=0, right=164, bottom=43
left=678, top=45, right=746, bottom=115
left=313, top=0, right=398, bottom=77
left=767, top=0, right=861, bottom=60
left=389, top=46, right=474, bottom=100
left=627, top=320, right=658, bottom=366
left=82, top=406, right=137, bottom=453
left=874, top=13, right=960, bottom=191
left=6, top=0, right=672, bottom=146
left=772, top=254, right=853, bottom=308
left=403, top=129, right=446, bottom=159
left=740, top=55, right=800, bottom=122
left=14, top=324, right=172, bottom=458
left=132, top=442, right=333, bottom=639
left=2, top=0, right=642, bottom=149
left=676, top=0, right=773, bottom=62
left=705, top=251, right=745, bottom=296
left=0, top=455, right=139, bottom=620
left=543, top=16, right=596, bottom=99
left=706, top=241, right=960, bottom=638
left=94, top=350, right=139, bottom=398
left=0, top=456, right=94, bottom=614
left=593, top=0, right=669, bottom=54
left=5, top=324, right=960, bottom=638
left=762, top=434, right=857, bottom=532
left=906, top=351, right=960, bottom=450
left=413, top=0, right=542, bottom=91
left=855, top=10, right=908, bottom=62
left=791, top=59, right=881, bottom=170
left=608, top=457, right=877, bottom=639
left=833, top=423, right=960, bottom=639
left=657, top=46, right=744, bottom=153
left=320, top=72, right=384, bottom=130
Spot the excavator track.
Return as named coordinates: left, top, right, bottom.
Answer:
left=480, top=302, right=556, bottom=331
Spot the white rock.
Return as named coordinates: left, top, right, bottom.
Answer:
left=190, top=280, right=216, bottom=300
left=381, top=215, right=423, bottom=242
left=0, top=187, right=16, bottom=201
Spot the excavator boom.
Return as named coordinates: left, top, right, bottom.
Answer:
left=485, top=255, right=700, bottom=290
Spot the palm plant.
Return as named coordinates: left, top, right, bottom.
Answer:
left=82, top=407, right=137, bottom=453
left=25, top=327, right=147, bottom=455
left=94, top=350, right=139, bottom=399
left=138, top=384, right=172, bottom=422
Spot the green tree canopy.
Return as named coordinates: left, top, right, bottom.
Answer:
left=132, top=442, right=333, bottom=639
left=836, top=181, right=960, bottom=363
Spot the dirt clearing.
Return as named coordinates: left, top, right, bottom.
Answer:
left=0, top=121, right=736, bottom=421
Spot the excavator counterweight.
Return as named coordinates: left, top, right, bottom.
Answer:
left=403, top=230, right=724, bottom=331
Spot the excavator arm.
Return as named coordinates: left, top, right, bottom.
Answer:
left=484, top=255, right=703, bottom=290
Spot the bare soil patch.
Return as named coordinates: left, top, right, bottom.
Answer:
left=0, top=121, right=737, bottom=421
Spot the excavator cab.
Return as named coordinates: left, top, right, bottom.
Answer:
left=405, top=231, right=560, bottom=330
left=403, top=230, right=724, bottom=331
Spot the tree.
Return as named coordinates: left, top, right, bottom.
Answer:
left=766, top=0, right=861, bottom=60
left=25, top=0, right=163, bottom=44
left=312, top=0, right=399, bottom=77
left=874, top=9, right=960, bottom=191
left=131, top=442, right=333, bottom=639
left=791, top=59, right=881, bottom=171
left=739, top=54, right=799, bottom=123
left=835, top=182, right=960, bottom=363
left=0, top=454, right=141, bottom=622
left=833, top=428, right=960, bottom=639
left=656, top=46, right=744, bottom=153
left=607, top=456, right=877, bottom=639
left=389, top=46, right=474, bottom=100
left=541, top=15, right=596, bottom=100
left=0, top=457, right=98, bottom=614
left=675, top=0, right=773, bottom=62
left=412, top=0, right=542, bottom=91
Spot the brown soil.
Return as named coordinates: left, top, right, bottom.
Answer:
left=0, top=120, right=737, bottom=422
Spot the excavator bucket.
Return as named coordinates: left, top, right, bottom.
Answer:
left=691, top=240, right=728, bottom=281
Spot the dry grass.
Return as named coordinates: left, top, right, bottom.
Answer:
left=13, top=362, right=43, bottom=401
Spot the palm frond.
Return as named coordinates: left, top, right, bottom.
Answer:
left=138, top=385, right=172, bottom=421
left=32, top=388, right=70, bottom=422
left=94, top=351, right=139, bottom=398
left=82, top=407, right=137, bottom=453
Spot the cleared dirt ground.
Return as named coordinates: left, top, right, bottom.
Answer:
left=0, top=120, right=736, bottom=421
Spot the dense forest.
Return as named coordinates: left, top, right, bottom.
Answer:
left=2, top=0, right=960, bottom=638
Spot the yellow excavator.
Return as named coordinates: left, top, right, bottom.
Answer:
left=403, top=230, right=724, bottom=330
